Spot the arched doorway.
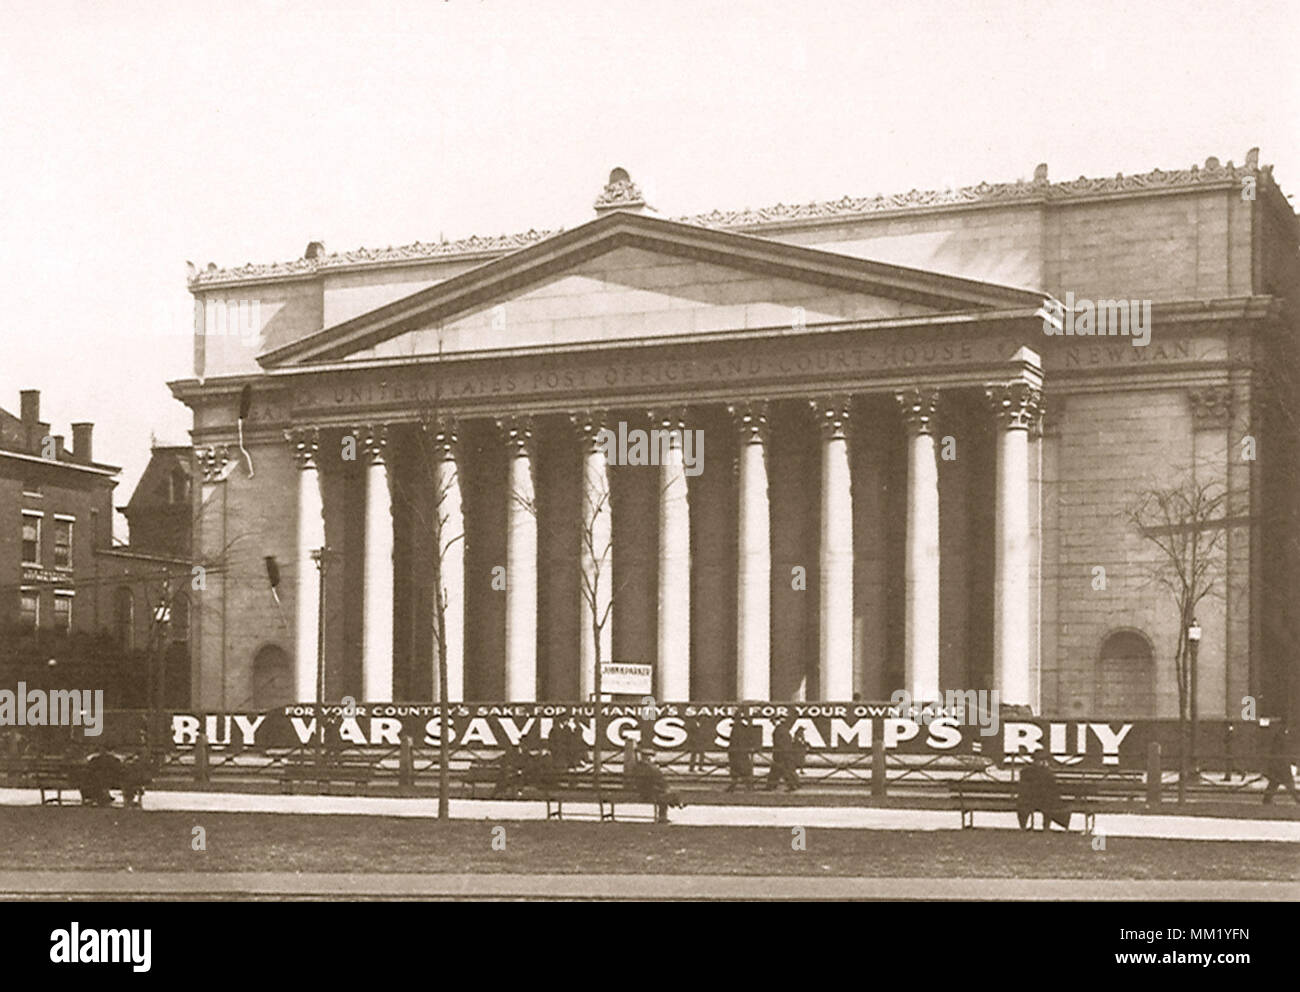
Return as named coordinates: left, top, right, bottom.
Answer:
left=252, top=645, right=293, bottom=710
left=1096, top=630, right=1156, bottom=717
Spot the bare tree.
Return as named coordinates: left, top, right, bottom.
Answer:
left=1129, top=474, right=1232, bottom=802
left=391, top=337, right=462, bottom=821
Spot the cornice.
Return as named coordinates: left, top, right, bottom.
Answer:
left=187, top=153, right=1284, bottom=291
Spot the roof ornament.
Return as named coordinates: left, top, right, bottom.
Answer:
left=594, top=167, right=650, bottom=216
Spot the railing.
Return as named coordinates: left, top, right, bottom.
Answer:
left=8, top=739, right=1285, bottom=802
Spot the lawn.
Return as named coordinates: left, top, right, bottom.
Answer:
left=1, top=807, right=1296, bottom=880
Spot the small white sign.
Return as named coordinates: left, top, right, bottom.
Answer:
left=600, top=662, right=652, bottom=696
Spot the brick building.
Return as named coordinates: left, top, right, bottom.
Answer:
left=1, top=390, right=117, bottom=637
left=172, top=151, right=1300, bottom=724
left=0, top=392, right=193, bottom=707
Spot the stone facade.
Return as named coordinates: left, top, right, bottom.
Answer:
left=173, top=156, right=1300, bottom=723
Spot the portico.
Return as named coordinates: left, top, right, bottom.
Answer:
left=187, top=204, right=1047, bottom=708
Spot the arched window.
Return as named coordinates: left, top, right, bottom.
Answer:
left=169, top=593, right=190, bottom=645
left=1096, top=630, right=1156, bottom=717
left=252, top=645, right=293, bottom=710
left=113, top=587, right=135, bottom=651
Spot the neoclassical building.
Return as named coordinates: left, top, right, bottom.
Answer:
left=173, top=153, right=1300, bottom=723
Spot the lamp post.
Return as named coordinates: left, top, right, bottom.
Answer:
left=309, top=548, right=329, bottom=753
left=1187, top=618, right=1201, bottom=778
left=152, top=597, right=171, bottom=751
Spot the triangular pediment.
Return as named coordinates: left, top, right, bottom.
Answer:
left=259, top=212, right=1042, bottom=367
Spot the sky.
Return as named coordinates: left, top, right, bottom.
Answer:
left=2, top=0, right=1296, bottom=538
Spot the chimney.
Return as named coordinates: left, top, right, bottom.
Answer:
left=71, top=422, right=94, bottom=464
left=53, top=435, right=65, bottom=460
left=19, top=389, right=39, bottom=425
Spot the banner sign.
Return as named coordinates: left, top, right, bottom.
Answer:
left=140, top=703, right=1256, bottom=768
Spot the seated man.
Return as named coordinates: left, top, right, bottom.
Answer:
left=493, top=745, right=524, bottom=798
left=77, top=751, right=148, bottom=807
left=629, top=749, right=686, bottom=823
left=1017, top=753, right=1073, bottom=830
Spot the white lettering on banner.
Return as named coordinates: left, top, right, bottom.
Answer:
left=1002, top=721, right=1135, bottom=765
left=1088, top=723, right=1134, bottom=763
left=498, top=717, right=535, bottom=746
left=172, top=714, right=200, bottom=744
left=925, top=719, right=963, bottom=749
left=460, top=718, right=497, bottom=747
left=829, top=718, right=872, bottom=748
left=160, top=709, right=1154, bottom=767
left=884, top=719, right=920, bottom=748
left=232, top=714, right=265, bottom=744
left=370, top=716, right=403, bottom=745
left=289, top=717, right=318, bottom=744
left=652, top=717, right=688, bottom=749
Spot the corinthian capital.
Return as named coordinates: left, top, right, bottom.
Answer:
left=355, top=424, right=388, bottom=464
left=427, top=416, right=458, bottom=462
left=727, top=401, right=768, bottom=446
left=497, top=415, right=534, bottom=457
left=985, top=382, right=1042, bottom=432
left=284, top=428, right=319, bottom=470
left=571, top=410, right=610, bottom=453
left=196, top=444, right=232, bottom=482
left=896, top=388, right=940, bottom=436
left=811, top=396, right=852, bottom=441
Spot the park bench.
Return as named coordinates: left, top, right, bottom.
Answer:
left=463, top=761, right=501, bottom=798
left=20, top=755, right=82, bottom=806
left=463, top=758, right=659, bottom=821
left=280, top=752, right=379, bottom=793
left=949, top=770, right=1137, bottom=834
left=543, top=777, right=656, bottom=823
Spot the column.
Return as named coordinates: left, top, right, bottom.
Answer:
left=812, top=397, right=854, bottom=700
left=573, top=412, right=613, bottom=701
left=654, top=409, right=691, bottom=700
left=360, top=425, right=394, bottom=702
left=285, top=430, right=323, bottom=703
left=430, top=418, right=465, bottom=702
left=986, top=379, right=1042, bottom=707
left=730, top=401, right=770, bottom=700
left=897, top=389, right=941, bottom=703
left=500, top=416, right=537, bottom=702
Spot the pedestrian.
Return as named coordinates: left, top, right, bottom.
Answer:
left=766, top=718, right=791, bottom=791
left=686, top=715, right=710, bottom=773
left=1224, top=721, right=1237, bottom=781
left=726, top=712, right=754, bottom=792
left=1261, top=722, right=1298, bottom=806
left=787, top=728, right=808, bottom=791
left=1016, top=752, right=1073, bottom=830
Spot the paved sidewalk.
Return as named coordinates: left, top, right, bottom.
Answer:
left=1, top=870, right=1297, bottom=900
left=4, top=787, right=1298, bottom=841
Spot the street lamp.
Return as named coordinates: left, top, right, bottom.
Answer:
left=309, top=548, right=329, bottom=749
left=1187, top=618, right=1202, bottom=776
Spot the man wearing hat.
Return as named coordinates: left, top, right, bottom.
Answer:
left=630, top=747, right=686, bottom=823
left=1016, top=751, right=1073, bottom=830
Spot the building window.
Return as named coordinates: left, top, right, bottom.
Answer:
left=21, top=513, right=41, bottom=565
left=19, top=589, right=39, bottom=628
left=53, top=518, right=73, bottom=569
left=169, top=469, right=189, bottom=504
left=114, top=587, right=135, bottom=650
left=170, top=593, right=190, bottom=644
left=53, top=593, right=73, bottom=633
